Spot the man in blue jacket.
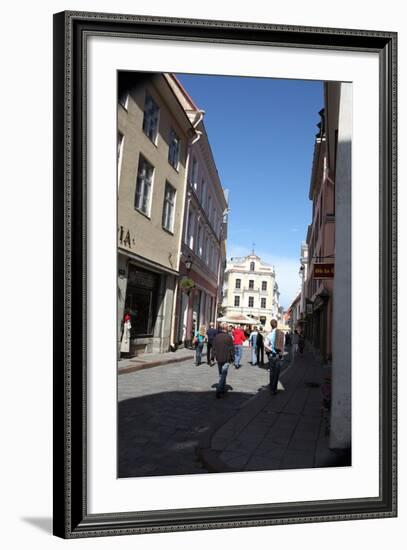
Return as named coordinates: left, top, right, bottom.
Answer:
left=206, top=322, right=218, bottom=365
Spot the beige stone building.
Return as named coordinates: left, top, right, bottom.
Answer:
left=117, top=72, right=196, bottom=354
left=222, top=254, right=281, bottom=328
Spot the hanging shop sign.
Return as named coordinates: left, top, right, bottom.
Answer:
left=313, top=263, right=334, bottom=279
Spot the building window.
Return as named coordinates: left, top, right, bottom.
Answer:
left=207, top=194, right=212, bottom=216
left=201, top=178, right=206, bottom=206
left=262, top=281, right=267, bottom=291
left=261, top=298, right=266, bottom=308
left=197, top=224, right=203, bottom=256
left=209, top=208, right=215, bottom=227
left=117, top=132, right=124, bottom=160
left=211, top=243, right=216, bottom=271
left=213, top=213, right=218, bottom=236
left=234, top=296, right=240, bottom=307
left=319, top=195, right=323, bottom=227
left=248, top=296, right=254, bottom=308
left=162, top=182, right=176, bottom=232
left=187, top=209, right=196, bottom=249
left=208, top=239, right=212, bottom=266
left=201, top=231, right=206, bottom=260
left=249, top=279, right=254, bottom=289
left=214, top=249, right=219, bottom=272
left=117, top=132, right=124, bottom=180
left=135, top=155, right=153, bottom=215
left=235, top=278, right=241, bottom=289
left=204, top=231, right=210, bottom=264
left=168, top=128, right=180, bottom=170
left=189, top=157, right=198, bottom=188
left=250, top=261, right=255, bottom=271
left=118, top=91, right=129, bottom=110
left=142, top=94, right=159, bottom=143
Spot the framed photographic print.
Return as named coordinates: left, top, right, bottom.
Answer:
left=53, top=10, right=397, bottom=538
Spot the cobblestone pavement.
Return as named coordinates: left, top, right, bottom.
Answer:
left=201, top=350, right=350, bottom=472
left=118, top=346, right=284, bottom=477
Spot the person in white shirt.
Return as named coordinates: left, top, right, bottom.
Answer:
left=264, top=319, right=282, bottom=394
left=249, top=326, right=259, bottom=365
left=292, top=329, right=300, bottom=355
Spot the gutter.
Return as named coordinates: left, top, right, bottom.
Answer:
left=169, top=109, right=205, bottom=348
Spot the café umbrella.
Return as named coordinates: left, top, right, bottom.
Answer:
left=216, top=313, right=263, bottom=326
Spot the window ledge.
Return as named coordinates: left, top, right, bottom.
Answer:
left=162, top=226, right=175, bottom=236
left=143, top=130, right=159, bottom=148
left=168, top=161, right=180, bottom=173
left=135, top=207, right=151, bottom=220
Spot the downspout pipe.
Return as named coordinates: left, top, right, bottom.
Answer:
left=169, top=109, right=205, bottom=348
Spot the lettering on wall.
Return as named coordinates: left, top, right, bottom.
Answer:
left=313, top=263, right=334, bottom=279
left=118, top=225, right=135, bottom=248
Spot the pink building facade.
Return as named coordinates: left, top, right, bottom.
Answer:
left=304, top=105, right=336, bottom=362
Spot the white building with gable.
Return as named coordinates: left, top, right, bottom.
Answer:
left=221, top=254, right=281, bottom=328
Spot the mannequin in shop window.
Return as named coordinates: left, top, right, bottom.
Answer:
left=120, top=312, right=132, bottom=357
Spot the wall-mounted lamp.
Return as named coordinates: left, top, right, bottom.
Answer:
left=185, top=256, right=193, bottom=272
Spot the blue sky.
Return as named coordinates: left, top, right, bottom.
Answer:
left=176, top=74, right=323, bottom=308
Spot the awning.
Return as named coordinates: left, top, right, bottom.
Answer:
left=217, top=314, right=263, bottom=325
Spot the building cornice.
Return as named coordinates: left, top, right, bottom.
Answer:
left=226, top=268, right=275, bottom=277
left=118, top=248, right=179, bottom=276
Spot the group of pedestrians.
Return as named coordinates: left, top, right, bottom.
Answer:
left=192, top=322, right=218, bottom=366
left=193, top=320, right=287, bottom=398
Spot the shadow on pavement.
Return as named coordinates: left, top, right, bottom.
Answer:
left=118, top=389, right=256, bottom=478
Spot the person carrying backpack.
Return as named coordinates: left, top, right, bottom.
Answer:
left=193, top=325, right=206, bottom=366
left=264, top=319, right=284, bottom=394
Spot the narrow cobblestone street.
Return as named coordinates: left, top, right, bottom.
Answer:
left=118, top=346, right=348, bottom=478
left=118, top=346, right=274, bottom=477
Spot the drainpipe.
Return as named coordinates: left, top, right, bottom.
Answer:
left=169, top=110, right=205, bottom=349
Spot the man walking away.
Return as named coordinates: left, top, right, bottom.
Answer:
left=249, top=326, right=259, bottom=365
left=213, top=323, right=235, bottom=398
left=206, top=322, right=218, bottom=365
left=256, top=327, right=265, bottom=366
left=265, top=319, right=283, bottom=394
left=232, top=324, right=246, bottom=369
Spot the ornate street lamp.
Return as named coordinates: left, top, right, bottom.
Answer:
left=185, top=255, right=193, bottom=272
left=179, top=255, right=195, bottom=296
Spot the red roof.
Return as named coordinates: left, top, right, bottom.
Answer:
left=169, top=74, right=200, bottom=111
